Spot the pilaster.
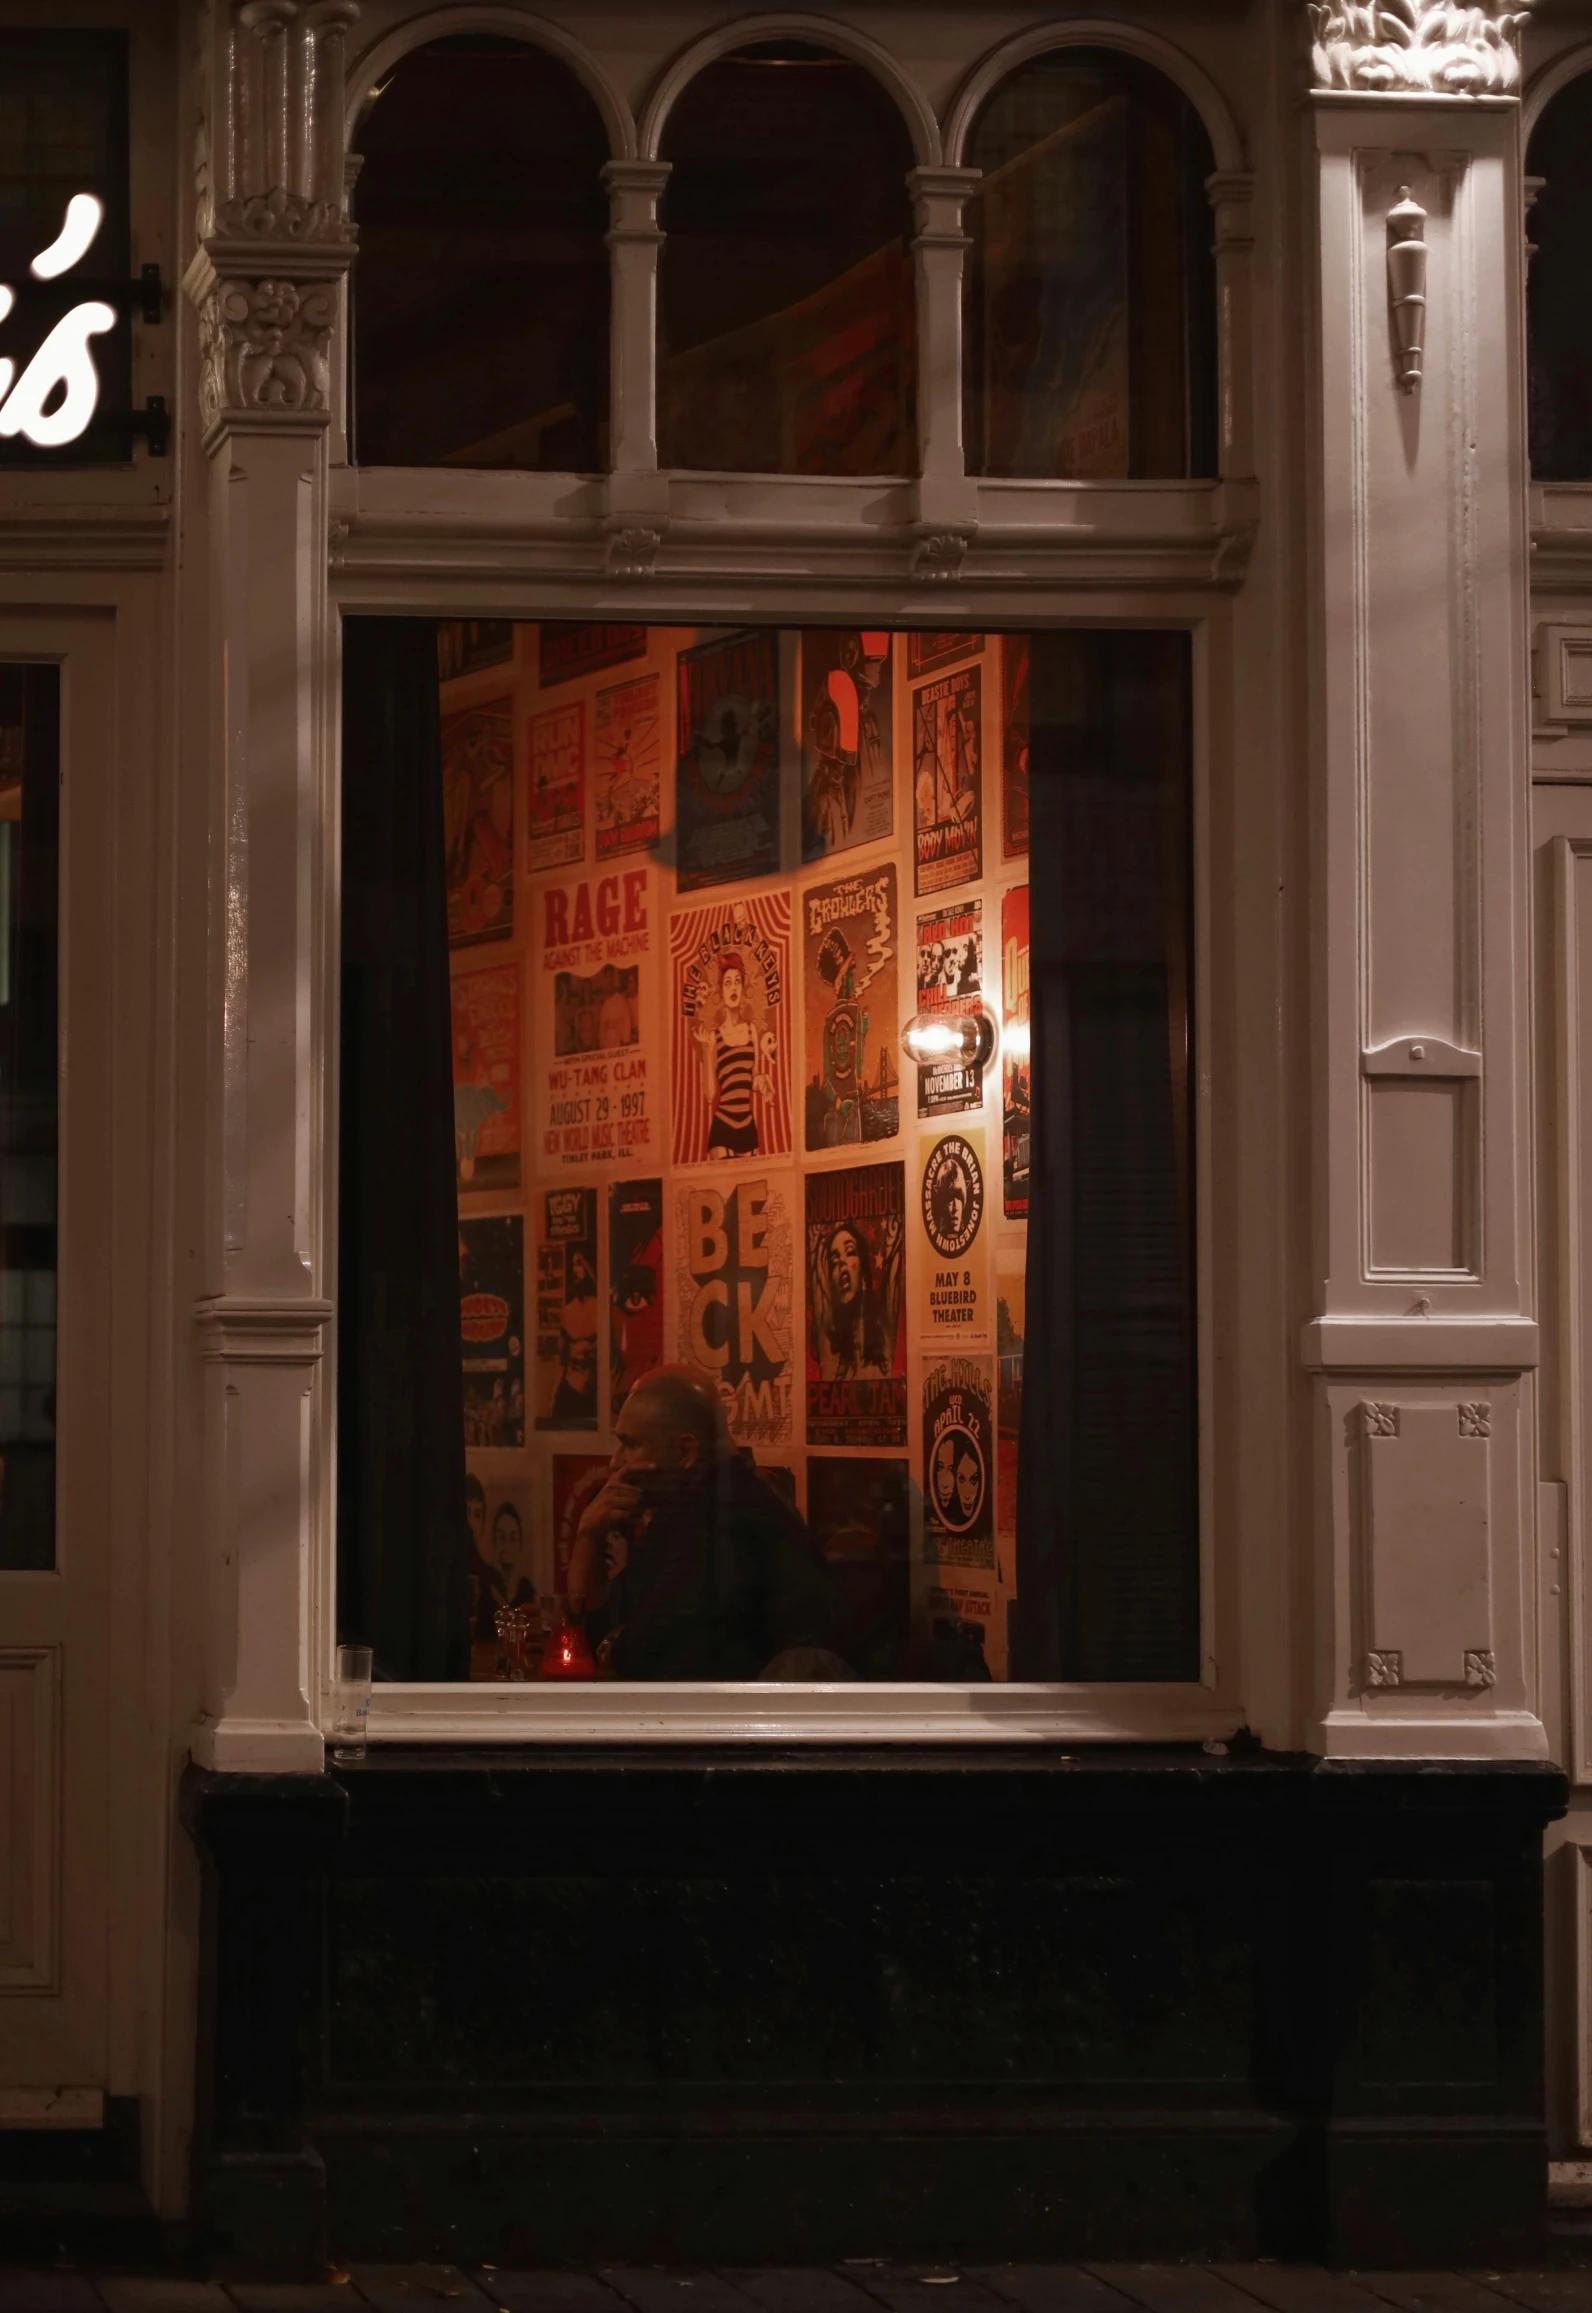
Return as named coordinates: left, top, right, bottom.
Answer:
left=908, top=165, right=980, bottom=545
left=184, top=0, right=358, bottom=1773
left=602, top=159, right=671, bottom=562
left=1301, top=2, right=1542, bottom=1753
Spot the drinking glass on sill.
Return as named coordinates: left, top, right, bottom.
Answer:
left=331, top=1644, right=373, bottom=1762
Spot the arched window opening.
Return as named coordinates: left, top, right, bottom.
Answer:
left=963, top=50, right=1217, bottom=481
left=657, top=42, right=918, bottom=476
left=1528, top=71, right=1592, bottom=479
left=351, top=36, right=610, bottom=471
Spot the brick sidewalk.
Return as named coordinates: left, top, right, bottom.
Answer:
left=7, top=2263, right=1592, bottom=2313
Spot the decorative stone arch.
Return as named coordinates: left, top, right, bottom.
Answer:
left=639, top=12, right=941, bottom=168
left=344, top=4, right=637, bottom=160
left=942, top=18, right=1245, bottom=176
left=1525, top=40, right=1592, bottom=140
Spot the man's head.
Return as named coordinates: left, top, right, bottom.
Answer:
left=611, top=1365, right=730, bottom=1489
left=491, top=1501, right=524, bottom=1583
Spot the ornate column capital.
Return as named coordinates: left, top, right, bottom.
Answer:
left=1308, top=1, right=1535, bottom=97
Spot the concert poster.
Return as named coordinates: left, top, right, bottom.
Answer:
left=924, top=1572, right=999, bottom=1677
left=921, top=1355, right=995, bottom=1569
left=912, top=662, right=982, bottom=896
left=459, top=1216, right=525, bottom=1448
left=674, top=1174, right=795, bottom=1450
left=804, top=1161, right=907, bottom=1449
left=595, top=671, right=661, bottom=859
left=551, top=1454, right=610, bottom=1596
left=450, top=961, right=520, bottom=1193
left=670, top=893, right=792, bottom=1167
left=799, top=630, right=893, bottom=861
left=533, top=1188, right=599, bottom=1432
left=996, top=1258, right=1025, bottom=1547
left=465, top=1470, right=538, bottom=1651
left=1002, top=884, right=1031, bottom=1218
left=920, top=1128, right=989, bottom=1344
left=1002, top=632, right=1030, bottom=860
left=438, top=619, right=514, bottom=683
left=675, top=628, right=781, bottom=890
left=914, top=898, right=984, bottom=1119
left=538, top=622, right=646, bottom=688
left=609, top=1178, right=663, bottom=1418
left=442, top=698, right=514, bottom=947
left=807, top=1455, right=911, bottom=1679
left=802, top=864, right=899, bottom=1152
left=539, top=868, right=654, bottom=1165
left=527, top=699, right=584, bottom=872
left=907, top=633, right=981, bottom=681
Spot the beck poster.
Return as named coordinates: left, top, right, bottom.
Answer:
left=538, top=868, right=654, bottom=1166
left=609, top=1178, right=664, bottom=1417
left=459, top=1216, right=525, bottom=1448
left=674, top=1174, right=795, bottom=1449
left=920, top=1128, right=988, bottom=1343
left=804, top=1161, right=907, bottom=1448
left=914, top=898, right=984, bottom=1119
left=442, top=697, right=514, bottom=946
left=670, top=893, right=793, bottom=1166
left=1002, top=884, right=1031, bottom=1218
left=527, top=699, right=584, bottom=871
left=595, top=671, right=662, bottom=859
left=799, top=629, right=893, bottom=861
left=802, top=864, right=899, bottom=1151
left=533, top=1188, right=599, bottom=1432
left=450, top=961, right=520, bottom=1192
left=921, top=1355, right=995, bottom=1569
left=913, top=661, right=982, bottom=895
left=675, top=627, right=782, bottom=890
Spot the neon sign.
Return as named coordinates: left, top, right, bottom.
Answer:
left=0, top=195, right=115, bottom=450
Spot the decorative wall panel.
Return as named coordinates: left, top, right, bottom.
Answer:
left=0, top=1645, right=58, bottom=1992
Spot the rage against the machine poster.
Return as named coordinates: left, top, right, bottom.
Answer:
left=539, top=868, right=654, bottom=1166
left=802, top=864, right=899, bottom=1151
left=804, top=1160, right=907, bottom=1448
left=673, top=1174, right=795, bottom=1449
left=670, top=893, right=793, bottom=1167
left=675, top=627, right=781, bottom=890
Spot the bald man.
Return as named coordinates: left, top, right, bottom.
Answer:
left=567, top=1366, right=853, bottom=1679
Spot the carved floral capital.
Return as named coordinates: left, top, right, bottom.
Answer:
left=197, top=274, right=339, bottom=434
left=1309, top=1, right=1535, bottom=95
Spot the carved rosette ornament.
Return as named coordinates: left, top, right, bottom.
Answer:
left=185, top=1, right=358, bottom=443
left=1309, top=0, right=1535, bottom=95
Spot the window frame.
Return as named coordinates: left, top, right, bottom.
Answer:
left=307, top=2, right=1256, bottom=1747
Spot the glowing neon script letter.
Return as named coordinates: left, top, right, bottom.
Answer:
left=0, top=301, right=116, bottom=447
left=29, top=194, right=103, bottom=280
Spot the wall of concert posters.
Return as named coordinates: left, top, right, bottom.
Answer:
left=441, top=621, right=1031, bottom=1683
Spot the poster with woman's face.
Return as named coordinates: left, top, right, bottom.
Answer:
left=669, top=893, right=792, bottom=1166
left=804, top=1162, right=907, bottom=1448
left=921, top=1355, right=995, bottom=1569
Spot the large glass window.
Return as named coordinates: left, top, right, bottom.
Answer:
left=1528, top=72, right=1592, bottom=480
left=657, top=44, right=918, bottom=475
left=0, top=666, right=58, bottom=1570
left=350, top=37, right=611, bottom=470
left=963, top=51, right=1216, bottom=481
left=338, top=620, right=1195, bottom=1685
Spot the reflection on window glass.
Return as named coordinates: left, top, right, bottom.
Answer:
left=964, top=51, right=1216, bottom=481
left=0, top=667, right=57, bottom=1571
left=338, top=620, right=1194, bottom=1684
left=658, top=45, right=917, bottom=475
left=1528, top=74, right=1592, bottom=479
left=351, top=38, right=610, bottom=470
left=0, top=31, right=130, bottom=468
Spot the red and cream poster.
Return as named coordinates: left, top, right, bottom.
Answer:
left=804, top=1161, right=907, bottom=1448
left=450, top=961, right=520, bottom=1192
left=674, top=1173, right=795, bottom=1449
left=595, top=671, right=661, bottom=859
left=528, top=699, right=584, bottom=871
left=538, top=868, right=654, bottom=1165
left=669, top=892, right=792, bottom=1167
left=1002, top=884, right=1031, bottom=1218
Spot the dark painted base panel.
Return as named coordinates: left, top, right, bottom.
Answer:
left=181, top=1748, right=1567, bottom=2278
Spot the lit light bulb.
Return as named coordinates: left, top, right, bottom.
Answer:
left=901, top=1009, right=997, bottom=1071
left=29, top=194, right=104, bottom=280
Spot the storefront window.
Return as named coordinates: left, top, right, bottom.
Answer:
left=0, top=666, right=57, bottom=1570
left=963, top=50, right=1216, bottom=480
left=350, top=36, right=611, bottom=470
left=1528, top=71, right=1592, bottom=479
left=338, top=620, right=1195, bottom=1687
left=657, top=44, right=918, bottom=475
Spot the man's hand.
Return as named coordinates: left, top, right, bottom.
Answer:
left=567, top=1468, right=649, bottom=1608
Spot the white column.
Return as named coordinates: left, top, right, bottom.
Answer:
left=1301, top=2, right=1542, bottom=1754
left=603, top=160, right=671, bottom=567
left=185, top=0, right=356, bottom=1772
left=908, top=165, right=980, bottom=548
